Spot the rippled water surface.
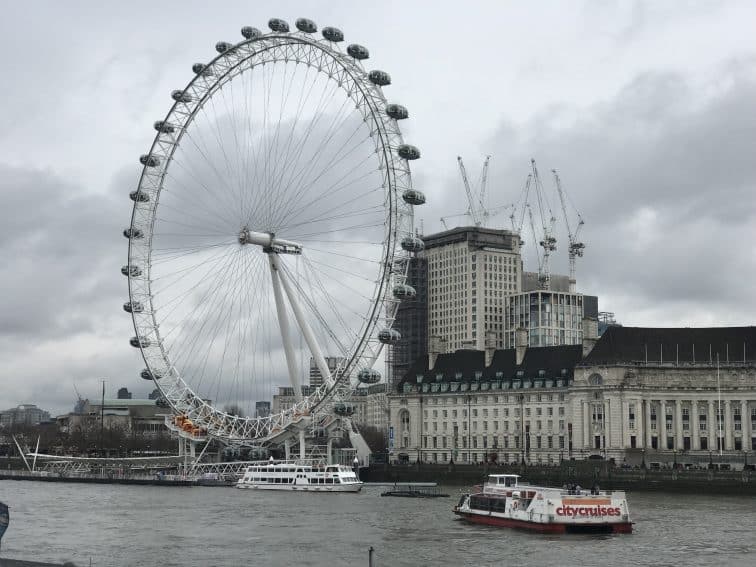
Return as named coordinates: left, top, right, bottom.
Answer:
left=1, top=480, right=755, bottom=566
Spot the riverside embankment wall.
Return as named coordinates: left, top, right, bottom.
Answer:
left=362, top=462, right=756, bottom=495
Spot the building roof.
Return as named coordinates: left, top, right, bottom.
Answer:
left=581, top=326, right=756, bottom=366
left=422, top=226, right=519, bottom=251
left=398, top=344, right=584, bottom=387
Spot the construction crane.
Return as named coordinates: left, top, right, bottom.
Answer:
left=457, top=155, right=491, bottom=227
left=530, top=159, right=557, bottom=290
left=552, top=169, right=585, bottom=292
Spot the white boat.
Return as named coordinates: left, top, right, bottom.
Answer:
left=236, top=460, right=362, bottom=492
left=454, top=474, right=632, bottom=534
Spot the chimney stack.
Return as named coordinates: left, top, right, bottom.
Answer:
left=515, top=328, right=528, bottom=366
left=428, top=335, right=447, bottom=370
left=484, top=331, right=497, bottom=367
left=582, top=317, right=598, bottom=357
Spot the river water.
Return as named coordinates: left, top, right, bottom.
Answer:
left=0, top=480, right=754, bottom=567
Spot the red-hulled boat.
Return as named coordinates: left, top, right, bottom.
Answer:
left=454, top=474, right=632, bottom=534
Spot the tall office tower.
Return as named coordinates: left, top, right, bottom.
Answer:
left=390, top=254, right=428, bottom=392
left=424, top=227, right=522, bottom=353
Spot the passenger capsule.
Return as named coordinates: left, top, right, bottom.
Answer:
left=322, top=27, right=344, bottom=42
left=397, top=144, right=420, bottom=160
left=241, top=26, right=262, bottom=39
left=121, top=265, right=142, bottom=277
left=215, top=41, right=233, bottom=54
left=130, top=336, right=151, bottom=348
left=378, top=328, right=402, bottom=344
left=129, top=190, right=150, bottom=203
left=295, top=18, right=317, bottom=33
left=357, top=369, right=381, bottom=385
left=123, top=228, right=144, bottom=239
left=368, top=70, right=391, bottom=86
left=347, top=44, right=369, bottom=60
left=191, top=63, right=213, bottom=77
left=386, top=104, right=409, bottom=120
left=392, top=284, right=417, bottom=300
left=139, top=154, right=160, bottom=167
left=401, top=236, right=424, bottom=252
left=123, top=301, right=144, bottom=314
left=268, top=18, right=290, bottom=32
left=402, top=189, right=426, bottom=206
left=171, top=90, right=192, bottom=103
left=140, top=368, right=162, bottom=381
left=153, top=120, right=175, bottom=133
left=333, top=403, right=355, bottom=416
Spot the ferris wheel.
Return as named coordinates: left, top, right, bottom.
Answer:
left=122, top=18, right=425, bottom=445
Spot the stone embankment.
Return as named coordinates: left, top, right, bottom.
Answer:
left=362, top=461, right=756, bottom=495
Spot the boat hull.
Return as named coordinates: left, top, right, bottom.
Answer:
left=237, top=483, right=361, bottom=492
left=454, top=509, right=632, bottom=534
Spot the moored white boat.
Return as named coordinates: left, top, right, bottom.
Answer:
left=236, top=460, right=362, bottom=492
left=454, top=474, right=632, bottom=534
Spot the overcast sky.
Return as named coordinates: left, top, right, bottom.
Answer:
left=1, top=1, right=754, bottom=415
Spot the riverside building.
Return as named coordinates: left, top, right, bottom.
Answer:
left=572, top=326, right=756, bottom=467
left=388, top=325, right=756, bottom=469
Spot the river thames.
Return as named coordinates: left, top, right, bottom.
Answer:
left=1, top=481, right=755, bottom=566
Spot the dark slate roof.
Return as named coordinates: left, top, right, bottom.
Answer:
left=397, top=344, right=584, bottom=387
left=581, top=326, right=756, bottom=366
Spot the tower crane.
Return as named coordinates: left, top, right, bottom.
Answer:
left=457, top=155, right=491, bottom=227
left=552, top=169, right=585, bottom=292
left=530, top=159, right=557, bottom=290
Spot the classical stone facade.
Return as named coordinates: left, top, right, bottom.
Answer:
left=389, top=326, right=756, bottom=469
left=389, top=343, right=582, bottom=465
left=572, top=326, right=756, bottom=468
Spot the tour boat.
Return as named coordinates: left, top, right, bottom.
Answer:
left=236, top=460, right=362, bottom=492
left=454, top=474, right=632, bottom=534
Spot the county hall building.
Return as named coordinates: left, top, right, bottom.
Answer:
left=388, top=325, right=756, bottom=469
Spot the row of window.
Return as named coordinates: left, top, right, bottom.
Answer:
left=420, top=434, right=567, bottom=450
left=424, top=406, right=565, bottom=419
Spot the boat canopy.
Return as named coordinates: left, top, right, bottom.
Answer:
left=488, top=474, right=519, bottom=488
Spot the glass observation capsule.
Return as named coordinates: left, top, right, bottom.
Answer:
left=121, top=265, right=142, bottom=277
left=397, top=144, right=420, bottom=160
left=392, top=284, right=417, bottom=300
left=191, top=63, right=213, bottom=77
left=171, top=90, right=192, bottom=103
left=215, top=42, right=233, bottom=54
left=153, top=120, right=176, bottom=133
left=268, top=18, right=290, bottom=32
left=401, top=236, right=424, bottom=252
left=334, top=403, right=355, bottom=416
left=347, top=44, right=369, bottom=60
left=368, top=70, right=391, bottom=86
left=322, top=27, right=344, bottom=42
left=386, top=104, right=408, bottom=120
left=123, top=301, right=143, bottom=313
left=140, top=368, right=162, bottom=381
left=129, top=190, right=149, bottom=203
left=139, top=154, right=160, bottom=167
left=241, top=26, right=262, bottom=39
left=402, top=189, right=426, bottom=206
left=130, top=336, right=151, bottom=348
left=378, top=328, right=401, bottom=344
left=123, top=228, right=144, bottom=239
left=295, top=18, right=317, bottom=33
left=357, top=369, right=381, bottom=384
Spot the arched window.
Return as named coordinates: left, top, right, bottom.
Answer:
left=588, top=373, right=603, bottom=386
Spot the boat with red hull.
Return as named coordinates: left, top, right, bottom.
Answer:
left=454, top=474, right=632, bottom=534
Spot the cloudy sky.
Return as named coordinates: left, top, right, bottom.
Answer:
left=1, top=1, right=754, bottom=415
